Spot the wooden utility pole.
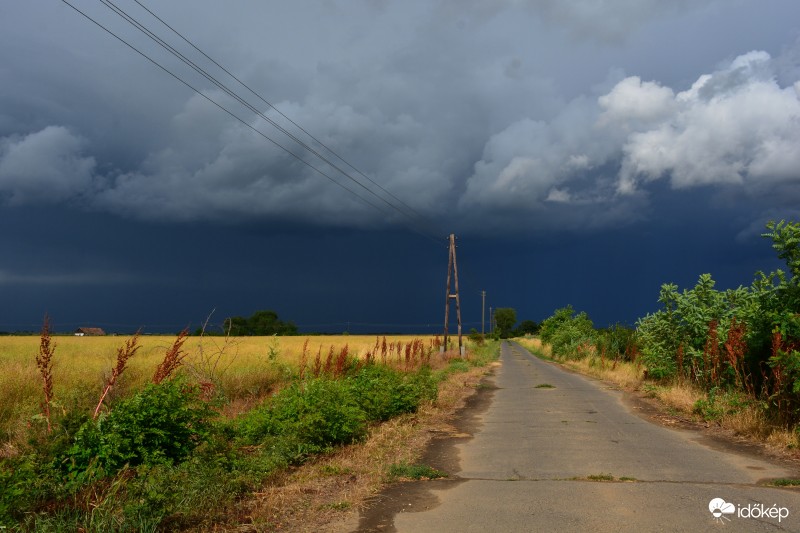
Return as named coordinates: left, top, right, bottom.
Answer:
left=442, top=233, right=464, bottom=356
left=481, top=290, right=486, bottom=335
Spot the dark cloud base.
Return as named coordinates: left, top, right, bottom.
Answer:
left=0, top=193, right=784, bottom=334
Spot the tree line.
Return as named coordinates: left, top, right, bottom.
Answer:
left=196, top=310, right=298, bottom=336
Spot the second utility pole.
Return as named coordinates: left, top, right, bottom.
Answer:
left=481, top=290, right=486, bottom=335
left=443, top=233, right=464, bottom=356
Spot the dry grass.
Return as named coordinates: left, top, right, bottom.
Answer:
left=516, top=337, right=643, bottom=390
left=516, top=337, right=550, bottom=357
left=654, top=380, right=703, bottom=413
left=567, top=357, right=643, bottom=391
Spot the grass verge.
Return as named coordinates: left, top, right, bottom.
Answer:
left=231, top=344, right=499, bottom=531
left=1, top=327, right=499, bottom=531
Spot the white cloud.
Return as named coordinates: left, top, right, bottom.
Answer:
left=597, top=76, right=676, bottom=129
left=457, top=49, right=800, bottom=233
left=618, top=51, right=800, bottom=193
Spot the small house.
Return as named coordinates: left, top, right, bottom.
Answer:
left=74, top=327, right=106, bottom=336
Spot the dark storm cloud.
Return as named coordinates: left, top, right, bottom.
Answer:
left=2, top=1, right=798, bottom=237
left=1, top=1, right=800, bottom=329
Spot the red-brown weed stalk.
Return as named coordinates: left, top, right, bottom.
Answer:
left=324, top=346, right=335, bottom=375
left=335, top=345, right=349, bottom=377
left=298, top=339, right=309, bottom=379
left=35, top=314, right=56, bottom=433
left=676, top=344, right=684, bottom=379
left=703, top=320, right=720, bottom=387
left=94, top=332, right=141, bottom=419
left=724, top=318, right=751, bottom=394
left=312, top=346, right=322, bottom=378
left=153, top=329, right=190, bottom=384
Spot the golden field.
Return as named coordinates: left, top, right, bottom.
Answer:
left=0, top=334, right=439, bottom=452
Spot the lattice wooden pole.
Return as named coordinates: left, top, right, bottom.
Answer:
left=442, top=234, right=464, bottom=356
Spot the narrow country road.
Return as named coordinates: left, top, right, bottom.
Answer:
left=353, top=341, right=800, bottom=532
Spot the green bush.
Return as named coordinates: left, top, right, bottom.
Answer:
left=237, top=378, right=367, bottom=457
left=468, top=328, right=485, bottom=346
left=66, top=380, right=215, bottom=478
left=540, top=306, right=596, bottom=359
left=237, top=366, right=438, bottom=461
left=0, top=457, right=31, bottom=526
left=350, top=365, right=437, bottom=422
left=596, top=324, right=637, bottom=361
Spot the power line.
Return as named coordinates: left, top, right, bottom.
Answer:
left=61, top=0, right=404, bottom=228
left=96, top=0, right=411, bottom=224
left=64, top=0, right=443, bottom=244
left=130, top=0, right=440, bottom=239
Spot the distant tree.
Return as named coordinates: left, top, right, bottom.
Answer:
left=223, top=310, right=298, bottom=336
left=494, top=308, right=517, bottom=339
left=224, top=315, right=250, bottom=336
left=514, top=320, right=539, bottom=337
left=468, top=327, right=485, bottom=346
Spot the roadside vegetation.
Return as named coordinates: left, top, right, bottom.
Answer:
left=520, top=219, right=800, bottom=451
left=0, top=327, right=499, bottom=530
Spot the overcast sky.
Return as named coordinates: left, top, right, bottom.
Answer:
left=1, top=0, right=799, bottom=333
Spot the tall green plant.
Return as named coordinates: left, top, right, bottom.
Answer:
left=633, top=219, right=800, bottom=426
left=67, top=379, right=215, bottom=479
left=540, top=306, right=596, bottom=359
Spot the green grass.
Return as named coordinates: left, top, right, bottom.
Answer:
left=770, top=478, right=800, bottom=487
left=319, top=464, right=353, bottom=476
left=387, top=462, right=448, bottom=481
left=319, top=501, right=351, bottom=511
left=586, top=473, right=615, bottom=481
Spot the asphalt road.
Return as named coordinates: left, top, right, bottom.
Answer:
left=352, top=341, right=800, bottom=532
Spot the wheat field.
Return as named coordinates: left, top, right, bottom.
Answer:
left=0, top=333, right=439, bottom=453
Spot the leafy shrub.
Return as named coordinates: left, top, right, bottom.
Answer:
left=67, top=379, right=215, bottom=477
left=540, top=306, right=596, bottom=359
left=351, top=365, right=437, bottom=422
left=0, top=457, right=33, bottom=525
left=238, top=366, right=438, bottom=460
left=596, top=324, right=637, bottom=362
left=237, top=378, right=367, bottom=457
left=468, top=328, right=485, bottom=346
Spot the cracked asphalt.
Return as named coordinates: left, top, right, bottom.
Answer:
left=350, top=341, right=800, bottom=532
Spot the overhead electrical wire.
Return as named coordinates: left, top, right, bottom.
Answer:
left=130, top=0, right=438, bottom=238
left=61, top=0, right=444, bottom=244
left=60, top=0, right=391, bottom=221
left=96, top=0, right=441, bottom=241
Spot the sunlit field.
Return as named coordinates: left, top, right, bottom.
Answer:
left=0, top=334, right=439, bottom=452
